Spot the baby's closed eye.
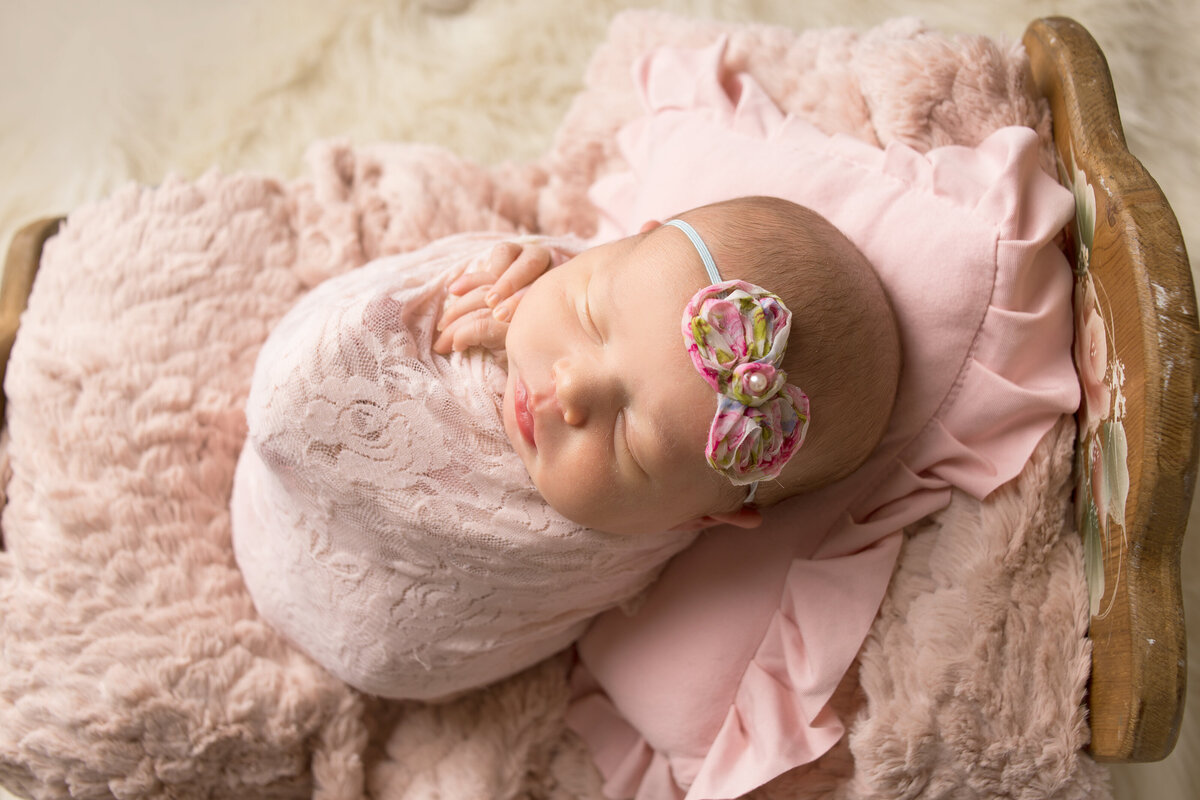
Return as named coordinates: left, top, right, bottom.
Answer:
left=615, top=410, right=647, bottom=477
left=580, top=275, right=603, bottom=343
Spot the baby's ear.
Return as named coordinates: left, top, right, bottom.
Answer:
left=639, top=219, right=663, bottom=234
left=668, top=507, right=763, bottom=533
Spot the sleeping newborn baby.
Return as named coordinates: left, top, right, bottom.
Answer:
left=231, top=196, right=900, bottom=699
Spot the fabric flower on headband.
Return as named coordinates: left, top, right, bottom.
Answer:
left=683, top=280, right=810, bottom=485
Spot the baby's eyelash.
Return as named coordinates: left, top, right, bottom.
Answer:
left=615, top=410, right=647, bottom=476
left=582, top=276, right=602, bottom=342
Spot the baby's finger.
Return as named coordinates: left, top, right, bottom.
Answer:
left=486, top=241, right=524, bottom=275
left=433, top=308, right=508, bottom=354
left=433, top=309, right=480, bottom=353
left=436, top=309, right=507, bottom=353
left=448, top=241, right=524, bottom=295
left=488, top=245, right=552, bottom=305
left=454, top=316, right=508, bottom=353
left=448, top=270, right=498, bottom=296
left=438, top=285, right=492, bottom=330
left=490, top=286, right=529, bottom=323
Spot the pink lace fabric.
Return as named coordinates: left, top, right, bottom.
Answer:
left=231, top=232, right=697, bottom=700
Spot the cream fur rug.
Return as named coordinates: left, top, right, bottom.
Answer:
left=0, top=2, right=1196, bottom=800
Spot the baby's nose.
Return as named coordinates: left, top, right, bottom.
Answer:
left=553, top=358, right=618, bottom=427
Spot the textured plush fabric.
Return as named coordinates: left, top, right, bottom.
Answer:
left=0, top=13, right=1108, bottom=800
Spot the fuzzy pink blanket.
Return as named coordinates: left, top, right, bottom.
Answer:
left=0, top=12, right=1108, bottom=800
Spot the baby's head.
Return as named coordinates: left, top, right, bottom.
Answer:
left=502, top=196, right=900, bottom=535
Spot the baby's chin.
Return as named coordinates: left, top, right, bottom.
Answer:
left=537, top=487, right=689, bottom=536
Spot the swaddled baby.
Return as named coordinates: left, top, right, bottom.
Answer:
left=231, top=196, right=901, bottom=699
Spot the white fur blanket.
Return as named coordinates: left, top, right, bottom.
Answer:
left=0, top=13, right=1109, bottom=800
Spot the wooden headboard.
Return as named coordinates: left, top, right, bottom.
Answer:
left=0, top=217, right=60, bottom=426
left=0, top=14, right=1195, bottom=768
left=1024, top=17, right=1198, bottom=762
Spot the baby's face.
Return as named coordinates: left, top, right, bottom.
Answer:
left=502, top=228, right=738, bottom=535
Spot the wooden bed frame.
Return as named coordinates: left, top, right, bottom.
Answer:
left=1023, top=17, right=1197, bottom=762
left=1, top=16, right=1195, bottom=766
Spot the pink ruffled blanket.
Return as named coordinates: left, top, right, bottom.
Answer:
left=0, top=12, right=1108, bottom=800
left=569, top=38, right=1082, bottom=800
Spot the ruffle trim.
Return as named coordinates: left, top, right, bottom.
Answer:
left=571, top=38, right=1078, bottom=800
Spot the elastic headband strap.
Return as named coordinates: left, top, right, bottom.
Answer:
left=668, top=217, right=804, bottom=507
left=665, top=219, right=722, bottom=283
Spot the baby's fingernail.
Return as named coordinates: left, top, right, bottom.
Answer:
left=493, top=304, right=511, bottom=322
left=485, top=291, right=500, bottom=307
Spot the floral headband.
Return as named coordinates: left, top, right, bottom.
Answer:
left=669, top=219, right=810, bottom=502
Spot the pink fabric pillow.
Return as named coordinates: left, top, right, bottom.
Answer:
left=567, top=40, right=1079, bottom=800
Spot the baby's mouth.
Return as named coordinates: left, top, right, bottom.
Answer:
left=514, top=376, right=537, bottom=449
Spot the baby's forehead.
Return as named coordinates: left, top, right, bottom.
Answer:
left=610, top=230, right=709, bottom=300
left=600, top=239, right=718, bottom=464
left=595, top=237, right=706, bottom=355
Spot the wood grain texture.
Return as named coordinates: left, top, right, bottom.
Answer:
left=0, top=217, right=60, bottom=431
left=1024, top=17, right=1198, bottom=763
left=0, top=217, right=59, bottom=551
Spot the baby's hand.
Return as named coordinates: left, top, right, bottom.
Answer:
left=434, top=241, right=556, bottom=354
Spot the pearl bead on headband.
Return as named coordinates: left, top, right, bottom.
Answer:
left=668, top=219, right=811, bottom=504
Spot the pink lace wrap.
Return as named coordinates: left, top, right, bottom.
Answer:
left=231, top=232, right=697, bottom=700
